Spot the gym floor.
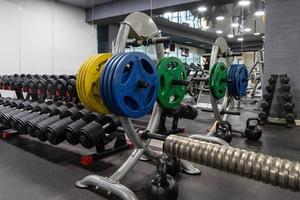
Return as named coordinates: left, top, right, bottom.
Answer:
left=0, top=101, right=300, bottom=200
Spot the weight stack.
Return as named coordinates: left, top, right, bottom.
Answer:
left=279, top=74, right=297, bottom=124
left=259, top=74, right=278, bottom=123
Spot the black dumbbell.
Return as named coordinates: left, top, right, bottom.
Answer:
left=258, top=111, right=268, bottom=120
left=65, top=112, right=102, bottom=145
left=266, top=85, right=274, bottom=93
left=263, top=93, right=272, bottom=101
left=79, top=115, right=120, bottom=149
left=281, top=84, right=291, bottom=92
left=45, top=106, right=86, bottom=145
left=284, top=102, right=295, bottom=111
left=280, top=77, right=289, bottom=84
left=286, top=113, right=297, bottom=123
left=283, top=93, right=293, bottom=101
left=261, top=101, right=270, bottom=110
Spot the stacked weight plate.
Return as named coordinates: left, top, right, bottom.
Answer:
left=76, top=53, right=112, bottom=113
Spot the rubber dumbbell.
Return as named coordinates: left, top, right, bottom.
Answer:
left=34, top=104, right=79, bottom=141
left=258, top=111, right=268, bottom=120
left=283, top=93, right=293, bottom=101
left=65, top=112, right=103, bottom=145
left=280, top=77, right=289, bottom=84
left=266, top=85, right=274, bottom=93
left=263, top=93, right=272, bottom=101
left=261, top=100, right=270, bottom=110
left=281, top=84, right=291, bottom=92
left=268, top=76, right=277, bottom=84
left=79, top=115, right=120, bottom=149
left=284, top=102, right=295, bottom=111
left=45, top=107, right=86, bottom=145
left=286, top=113, right=297, bottom=123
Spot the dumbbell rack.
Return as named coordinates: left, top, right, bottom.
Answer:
left=259, top=74, right=296, bottom=126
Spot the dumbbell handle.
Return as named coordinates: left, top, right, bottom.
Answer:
left=172, top=80, right=189, bottom=86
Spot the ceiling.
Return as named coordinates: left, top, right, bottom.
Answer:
left=57, top=0, right=115, bottom=8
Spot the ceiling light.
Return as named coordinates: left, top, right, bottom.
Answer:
left=231, top=23, right=239, bottom=28
left=216, top=16, right=225, bottom=21
left=198, top=6, right=207, bottom=12
left=238, top=0, right=251, bottom=6
left=255, top=10, right=265, bottom=16
left=254, top=32, right=260, bottom=36
left=216, top=30, right=223, bottom=34
left=262, top=36, right=265, bottom=39
left=237, top=37, right=244, bottom=41
left=185, top=41, right=192, bottom=44
left=228, top=34, right=234, bottom=38
left=244, top=28, right=252, bottom=32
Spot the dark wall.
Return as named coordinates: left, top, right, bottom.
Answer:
left=97, top=25, right=109, bottom=53
left=264, top=0, right=300, bottom=118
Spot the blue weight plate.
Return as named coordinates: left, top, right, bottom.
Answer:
left=100, top=53, right=123, bottom=115
left=233, top=64, right=240, bottom=96
left=228, top=64, right=237, bottom=96
left=238, top=64, right=248, bottom=96
left=235, top=64, right=242, bottom=96
left=106, top=53, right=127, bottom=115
left=106, top=52, right=128, bottom=115
left=100, top=54, right=117, bottom=113
left=228, top=64, right=235, bottom=96
left=112, top=52, right=158, bottom=118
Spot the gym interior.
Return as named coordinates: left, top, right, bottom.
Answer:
left=0, top=0, right=300, bottom=200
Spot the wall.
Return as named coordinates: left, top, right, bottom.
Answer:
left=0, top=0, right=97, bottom=75
left=264, top=0, right=300, bottom=117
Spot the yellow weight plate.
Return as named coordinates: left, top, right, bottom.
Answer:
left=76, top=55, right=97, bottom=111
left=78, top=55, right=96, bottom=111
left=81, top=55, right=100, bottom=111
left=84, top=53, right=112, bottom=114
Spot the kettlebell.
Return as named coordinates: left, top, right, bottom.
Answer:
left=146, top=158, right=178, bottom=200
left=244, top=118, right=262, bottom=140
left=215, top=121, right=232, bottom=143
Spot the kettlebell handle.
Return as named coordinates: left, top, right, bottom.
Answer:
left=246, top=118, right=260, bottom=127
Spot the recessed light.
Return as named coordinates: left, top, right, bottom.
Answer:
left=231, top=23, right=239, bottom=28
left=255, top=10, right=265, bottom=16
left=216, top=16, right=225, bottom=21
left=238, top=0, right=251, bottom=6
left=237, top=37, right=244, bottom=41
left=228, top=34, right=234, bottom=38
left=262, top=36, right=265, bottom=39
left=216, top=30, right=223, bottom=34
left=200, top=44, right=206, bottom=47
left=254, top=32, right=260, bottom=36
left=198, top=6, right=207, bottom=12
left=185, top=41, right=192, bottom=44
left=244, top=28, right=252, bottom=32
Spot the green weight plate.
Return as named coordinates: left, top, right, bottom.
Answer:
left=209, top=62, right=228, bottom=100
left=157, top=57, right=187, bottom=109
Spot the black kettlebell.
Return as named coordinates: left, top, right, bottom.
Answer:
left=215, top=121, right=232, bottom=143
left=146, top=158, right=178, bottom=200
left=165, top=155, right=181, bottom=177
left=244, top=118, right=262, bottom=140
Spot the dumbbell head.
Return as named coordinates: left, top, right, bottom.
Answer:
left=286, top=113, right=297, bottom=123
left=59, top=104, right=82, bottom=118
left=35, top=115, right=61, bottom=141
left=266, top=85, right=274, bottom=93
left=50, top=103, right=73, bottom=116
left=83, top=112, right=104, bottom=123
left=46, top=117, right=73, bottom=145
left=261, top=101, right=270, bottom=110
left=65, top=119, right=88, bottom=145
left=25, top=114, right=49, bottom=136
left=79, top=121, right=104, bottom=149
left=263, top=93, right=272, bottom=101
left=9, top=110, right=31, bottom=129
left=98, top=114, right=120, bottom=134
left=70, top=108, right=90, bottom=121
left=258, top=111, right=268, bottom=120
left=281, top=84, right=291, bottom=92
left=15, top=112, right=41, bottom=134
left=283, top=93, right=293, bottom=101
left=284, top=102, right=295, bottom=111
